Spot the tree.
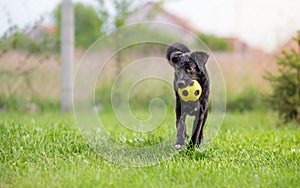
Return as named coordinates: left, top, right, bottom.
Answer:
left=264, top=31, right=300, bottom=124
left=97, top=0, right=145, bottom=74
left=97, top=0, right=143, bottom=31
left=55, top=2, right=102, bottom=48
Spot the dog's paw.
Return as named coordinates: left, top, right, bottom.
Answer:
left=174, top=144, right=185, bottom=151
left=185, top=134, right=189, bottom=139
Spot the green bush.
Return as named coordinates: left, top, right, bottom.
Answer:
left=1, top=32, right=37, bottom=53
left=226, top=86, right=265, bottom=112
left=0, top=93, right=60, bottom=113
left=94, top=77, right=175, bottom=113
left=30, top=95, right=60, bottom=112
left=264, top=31, right=300, bottom=124
left=0, top=93, right=26, bottom=112
left=198, top=33, right=233, bottom=52
left=0, top=30, right=57, bottom=54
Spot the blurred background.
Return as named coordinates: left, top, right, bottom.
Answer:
left=0, top=0, right=299, bottom=115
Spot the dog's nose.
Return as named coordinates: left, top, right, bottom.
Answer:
left=176, top=80, right=186, bottom=88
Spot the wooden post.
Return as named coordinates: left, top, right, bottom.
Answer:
left=61, top=0, right=74, bottom=112
left=297, top=30, right=300, bottom=123
left=297, top=30, right=300, bottom=53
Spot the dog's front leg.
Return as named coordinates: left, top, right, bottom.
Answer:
left=175, top=113, right=187, bottom=150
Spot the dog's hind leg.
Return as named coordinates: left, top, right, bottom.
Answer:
left=190, top=115, right=201, bottom=146
left=190, top=109, right=208, bottom=147
left=198, top=110, right=208, bottom=145
left=175, top=91, right=181, bottom=124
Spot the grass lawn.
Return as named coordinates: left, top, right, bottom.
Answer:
left=0, top=111, right=299, bottom=187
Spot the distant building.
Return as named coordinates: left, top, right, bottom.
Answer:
left=277, top=37, right=299, bottom=53
left=29, top=25, right=56, bottom=42
left=126, top=2, right=199, bottom=33
left=126, top=2, right=253, bottom=53
left=226, top=37, right=251, bottom=53
left=125, top=2, right=199, bottom=43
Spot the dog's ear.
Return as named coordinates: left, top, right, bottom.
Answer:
left=166, top=42, right=190, bottom=61
left=190, top=51, right=209, bottom=67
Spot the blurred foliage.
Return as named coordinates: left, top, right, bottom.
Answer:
left=95, top=78, right=266, bottom=114
left=0, top=92, right=60, bottom=113
left=226, top=86, right=265, bottom=112
left=93, top=24, right=179, bottom=52
left=0, top=29, right=56, bottom=55
left=0, top=93, right=25, bottom=112
left=0, top=1, right=154, bottom=113
left=0, top=0, right=261, bottom=113
left=94, top=78, right=175, bottom=113
left=97, top=0, right=145, bottom=31
left=54, top=2, right=103, bottom=49
left=264, top=31, right=300, bottom=124
left=0, top=32, right=34, bottom=52
left=198, top=33, right=233, bottom=52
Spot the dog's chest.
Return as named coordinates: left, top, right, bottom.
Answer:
left=181, top=101, right=200, bottom=116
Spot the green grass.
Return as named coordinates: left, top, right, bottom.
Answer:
left=0, top=111, right=299, bottom=187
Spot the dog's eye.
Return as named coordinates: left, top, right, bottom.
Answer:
left=187, top=67, right=194, bottom=73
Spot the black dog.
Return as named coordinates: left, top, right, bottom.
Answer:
left=166, top=42, right=210, bottom=150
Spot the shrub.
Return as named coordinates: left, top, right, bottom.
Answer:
left=226, top=86, right=265, bottom=112
left=264, top=31, right=300, bottom=124
left=0, top=93, right=26, bottom=112
left=198, top=33, right=233, bottom=52
left=0, top=92, right=60, bottom=113
left=95, top=80, right=174, bottom=109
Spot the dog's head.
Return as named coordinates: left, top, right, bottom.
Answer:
left=166, top=43, right=209, bottom=89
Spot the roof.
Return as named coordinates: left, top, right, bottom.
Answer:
left=125, top=2, right=200, bottom=33
left=277, top=37, right=299, bottom=53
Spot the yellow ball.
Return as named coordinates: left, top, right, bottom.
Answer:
left=178, top=80, right=202, bottom=102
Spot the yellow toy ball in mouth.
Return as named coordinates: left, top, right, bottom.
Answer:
left=178, top=80, right=202, bottom=102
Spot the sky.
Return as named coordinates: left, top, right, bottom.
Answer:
left=0, top=0, right=300, bottom=52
